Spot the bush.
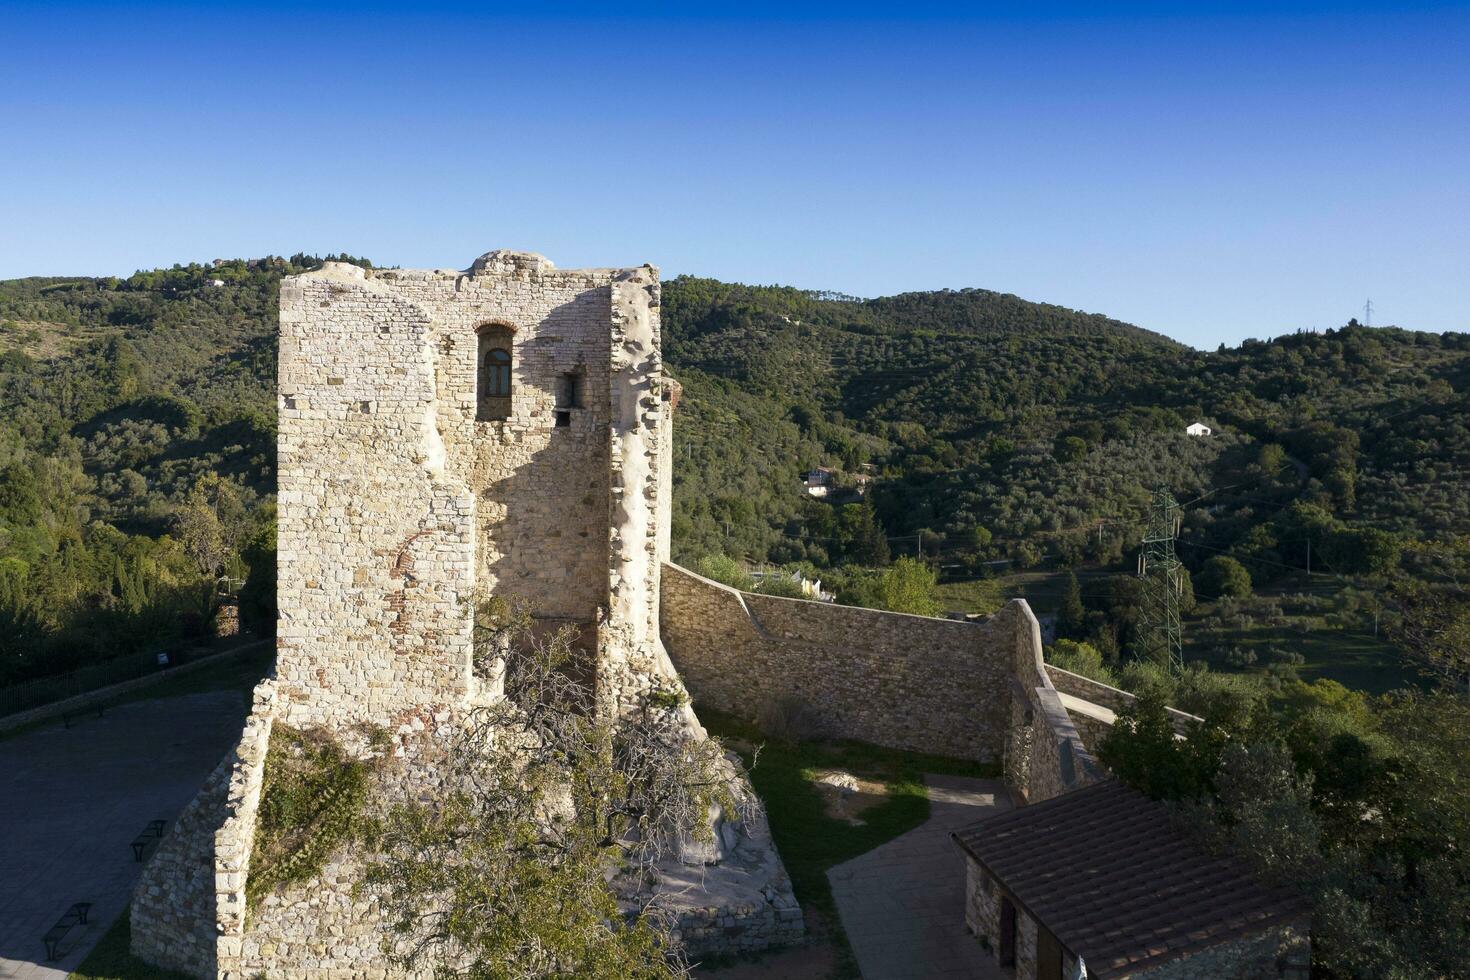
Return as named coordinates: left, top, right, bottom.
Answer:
left=1047, top=639, right=1115, bottom=685
left=1198, top=555, right=1252, bottom=599
left=696, top=553, right=753, bottom=591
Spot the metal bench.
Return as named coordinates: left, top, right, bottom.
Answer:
left=42, top=901, right=91, bottom=960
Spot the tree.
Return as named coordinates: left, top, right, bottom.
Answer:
left=365, top=599, right=747, bottom=978
left=1197, top=555, right=1252, bottom=599
left=1056, top=571, right=1085, bottom=639
left=1052, top=434, right=1087, bottom=463
left=878, top=557, right=940, bottom=616
left=1048, top=639, right=1113, bottom=685
left=1097, top=692, right=1222, bottom=801
left=695, top=553, right=753, bottom=591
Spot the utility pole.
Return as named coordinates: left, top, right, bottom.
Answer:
left=1137, top=485, right=1185, bottom=670
left=1306, top=539, right=1311, bottom=576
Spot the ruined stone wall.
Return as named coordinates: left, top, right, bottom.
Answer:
left=660, top=563, right=1018, bottom=760
left=131, top=757, right=230, bottom=977
left=275, top=253, right=678, bottom=730
left=599, top=269, right=683, bottom=711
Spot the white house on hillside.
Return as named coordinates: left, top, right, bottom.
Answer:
left=1186, top=422, right=1213, bottom=437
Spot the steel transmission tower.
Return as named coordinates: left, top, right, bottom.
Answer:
left=1137, top=485, right=1184, bottom=670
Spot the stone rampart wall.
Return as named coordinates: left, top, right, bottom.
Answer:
left=660, top=563, right=1020, bottom=761
left=130, top=756, right=230, bottom=977
left=212, top=683, right=276, bottom=975
left=1044, top=665, right=1201, bottom=736
left=1001, top=609, right=1106, bottom=804
left=131, top=679, right=276, bottom=976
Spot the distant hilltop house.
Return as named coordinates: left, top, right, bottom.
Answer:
left=803, top=466, right=836, bottom=497
left=803, top=465, right=868, bottom=502
left=1186, top=421, right=1213, bottom=437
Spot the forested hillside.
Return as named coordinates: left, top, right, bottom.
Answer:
left=2, top=261, right=1467, bottom=693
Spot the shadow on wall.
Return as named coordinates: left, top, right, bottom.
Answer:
left=470, top=294, right=613, bottom=625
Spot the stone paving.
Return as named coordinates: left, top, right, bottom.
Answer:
left=828, top=774, right=1011, bottom=980
left=0, top=692, right=245, bottom=979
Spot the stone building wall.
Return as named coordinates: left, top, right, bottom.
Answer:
left=660, top=563, right=1023, bottom=760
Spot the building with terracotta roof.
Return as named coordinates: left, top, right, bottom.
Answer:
left=952, top=779, right=1311, bottom=980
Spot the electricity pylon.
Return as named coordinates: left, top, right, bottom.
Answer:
left=1137, top=485, right=1184, bottom=670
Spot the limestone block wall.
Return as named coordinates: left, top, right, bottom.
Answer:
left=660, top=563, right=1019, bottom=760
left=277, top=268, right=477, bottom=730
left=130, top=679, right=276, bottom=976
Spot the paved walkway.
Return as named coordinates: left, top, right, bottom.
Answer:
left=0, top=692, right=245, bottom=979
left=828, top=775, right=1011, bottom=980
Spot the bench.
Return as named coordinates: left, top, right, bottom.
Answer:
left=41, top=901, right=91, bottom=960
left=130, top=819, right=167, bottom=861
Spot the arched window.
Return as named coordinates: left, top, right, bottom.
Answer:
left=484, top=347, right=511, bottom=397
left=476, top=325, right=513, bottom=420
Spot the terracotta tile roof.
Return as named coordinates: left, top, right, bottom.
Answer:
left=952, top=780, right=1308, bottom=979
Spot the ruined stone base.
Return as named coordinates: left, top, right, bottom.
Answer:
left=132, top=683, right=804, bottom=978
left=640, top=804, right=806, bottom=959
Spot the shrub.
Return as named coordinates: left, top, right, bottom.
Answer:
left=1198, top=555, right=1253, bottom=599
left=696, top=553, right=753, bottom=591
left=1047, top=639, right=1116, bottom=685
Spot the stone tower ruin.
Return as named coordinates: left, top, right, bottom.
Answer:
left=275, top=250, right=679, bottom=727
left=130, top=252, right=805, bottom=979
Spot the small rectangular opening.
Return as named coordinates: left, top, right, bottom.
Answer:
left=554, top=410, right=571, bottom=428
left=557, top=372, right=583, bottom=410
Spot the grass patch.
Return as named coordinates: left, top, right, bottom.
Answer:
left=69, top=911, right=192, bottom=980
left=248, top=723, right=373, bottom=903
left=697, top=707, right=999, bottom=978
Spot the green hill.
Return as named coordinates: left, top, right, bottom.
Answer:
left=2, top=260, right=1467, bottom=692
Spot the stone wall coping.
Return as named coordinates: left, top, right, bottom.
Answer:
left=1057, top=691, right=1116, bottom=726
left=1045, top=664, right=1203, bottom=732
left=665, top=561, right=994, bottom=631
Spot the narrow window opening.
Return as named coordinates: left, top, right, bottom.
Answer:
left=557, top=371, right=583, bottom=410
left=554, top=410, right=571, bottom=428
left=476, top=325, right=513, bottom=421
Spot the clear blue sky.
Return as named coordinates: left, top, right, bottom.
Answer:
left=2, top=1, right=1466, bottom=348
